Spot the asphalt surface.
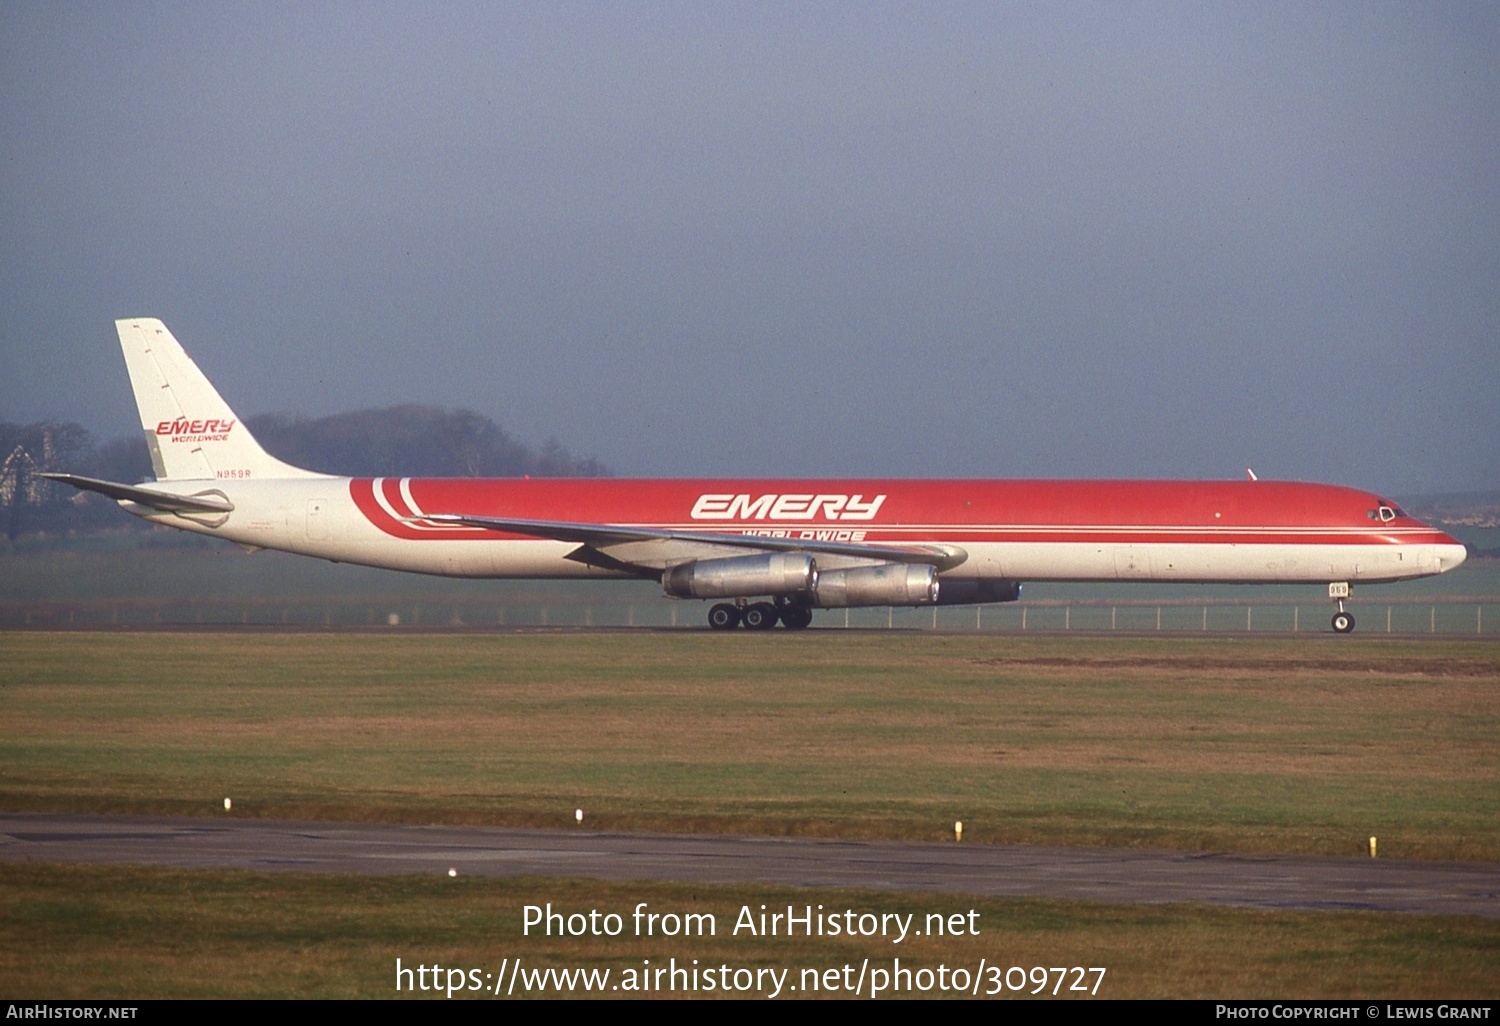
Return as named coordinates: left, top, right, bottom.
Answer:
left=3, top=814, right=1496, bottom=918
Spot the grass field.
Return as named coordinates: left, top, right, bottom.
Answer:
left=4, top=864, right=1496, bottom=999
left=3, top=631, right=1496, bottom=859
left=4, top=630, right=1498, bottom=998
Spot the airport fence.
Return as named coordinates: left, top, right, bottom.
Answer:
left=0, top=595, right=1494, bottom=635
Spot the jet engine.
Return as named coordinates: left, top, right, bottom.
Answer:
left=933, top=578, right=1022, bottom=605
left=812, top=563, right=939, bottom=607
left=662, top=552, right=817, bottom=599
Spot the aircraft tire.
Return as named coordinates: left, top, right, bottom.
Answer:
left=1331, top=611, right=1355, bottom=634
left=708, top=603, right=742, bottom=630
left=780, top=606, right=813, bottom=629
left=742, top=602, right=780, bottom=630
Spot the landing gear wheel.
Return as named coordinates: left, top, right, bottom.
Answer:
left=1331, top=611, right=1355, bottom=634
left=779, top=606, right=813, bottom=630
left=708, top=603, right=742, bottom=630
left=742, top=602, right=780, bottom=631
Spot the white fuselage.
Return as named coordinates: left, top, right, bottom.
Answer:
left=125, top=476, right=1469, bottom=587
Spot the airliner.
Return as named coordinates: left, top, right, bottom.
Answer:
left=45, top=319, right=1467, bottom=632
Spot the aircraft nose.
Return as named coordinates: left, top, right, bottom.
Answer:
left=1437, top=538, right=1468, bottom=572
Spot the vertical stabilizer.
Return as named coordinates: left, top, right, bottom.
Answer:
left=116, top=318, right=323, bottom=481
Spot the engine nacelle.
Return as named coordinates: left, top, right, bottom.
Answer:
left=933, top=578, right=1022, bottom=605
left=662, top=552, right=816, bottom=599
left=813, top=563, right=939, bottom=607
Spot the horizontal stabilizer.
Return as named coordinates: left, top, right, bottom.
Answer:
left=40, top=473, right=235, bottom=514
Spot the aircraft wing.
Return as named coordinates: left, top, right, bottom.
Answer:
left=39, top=473, right=235, bottom=514
left=416, top=513, right=969, bottom=571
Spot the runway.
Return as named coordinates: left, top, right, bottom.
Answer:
left=3, top=814, right=1495, bottom=918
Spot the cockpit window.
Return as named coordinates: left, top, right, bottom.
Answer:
left=1368, top=503, right=1404, bottom=522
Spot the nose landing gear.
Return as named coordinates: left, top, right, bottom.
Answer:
left=1329, top=582, right=1355, bottom=634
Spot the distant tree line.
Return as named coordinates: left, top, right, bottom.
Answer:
left=0, top=407, right=608, bottom=540
left=243, top=406, right=608, bottom=479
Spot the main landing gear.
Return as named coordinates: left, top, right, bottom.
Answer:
left=707, top=603, right=741, bottom=630
left=1329, top=582, right=1355, bottom=634
left=707, top=600, right=813, bottom=631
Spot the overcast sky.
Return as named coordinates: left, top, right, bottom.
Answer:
left=2, top=3, right=1495, bottom=493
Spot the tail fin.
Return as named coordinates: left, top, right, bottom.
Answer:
left=117, top=318, right=324, bottom=481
